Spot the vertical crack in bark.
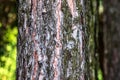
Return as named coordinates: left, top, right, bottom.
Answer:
left=53, top=0, right=62, bottom=80
left=31, top=0, right=38, bottom=80
left=32, top=0, right=37, bottom=29
left=33, top=51, right=38, bottom=80
left=67, top=0, right=78, bottom=18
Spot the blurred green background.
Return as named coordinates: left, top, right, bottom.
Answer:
left=0, top=0, right=17, bottom=80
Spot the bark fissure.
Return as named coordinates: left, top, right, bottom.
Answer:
left=53, top=0, right=62, bottom=80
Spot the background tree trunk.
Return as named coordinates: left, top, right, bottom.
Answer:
left=17, top=0, right=95, bottom=80
left=103, top=0, right=120, bottom=80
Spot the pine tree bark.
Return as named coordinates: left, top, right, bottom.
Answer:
left=17, top=0, right=94, bottom=80
left=103, top=0, right=120, bottom=80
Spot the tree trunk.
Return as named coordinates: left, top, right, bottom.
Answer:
left=103, top=0, right=120, bottom=80
left=17, top=0, right=94, bottom=80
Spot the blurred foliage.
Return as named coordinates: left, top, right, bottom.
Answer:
left=98, top=69, right=103, bottom=80
left=0, top=0, right=17, bottom=80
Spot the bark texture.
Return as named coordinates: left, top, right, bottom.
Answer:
left=103, top=0, right=120, bottom=80
left=17, top=0, right=94, bottom=80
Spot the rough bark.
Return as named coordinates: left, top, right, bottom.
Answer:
left=17, top=0, right=94, bottom=80
left=103, top=0, right=120, bottom=80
